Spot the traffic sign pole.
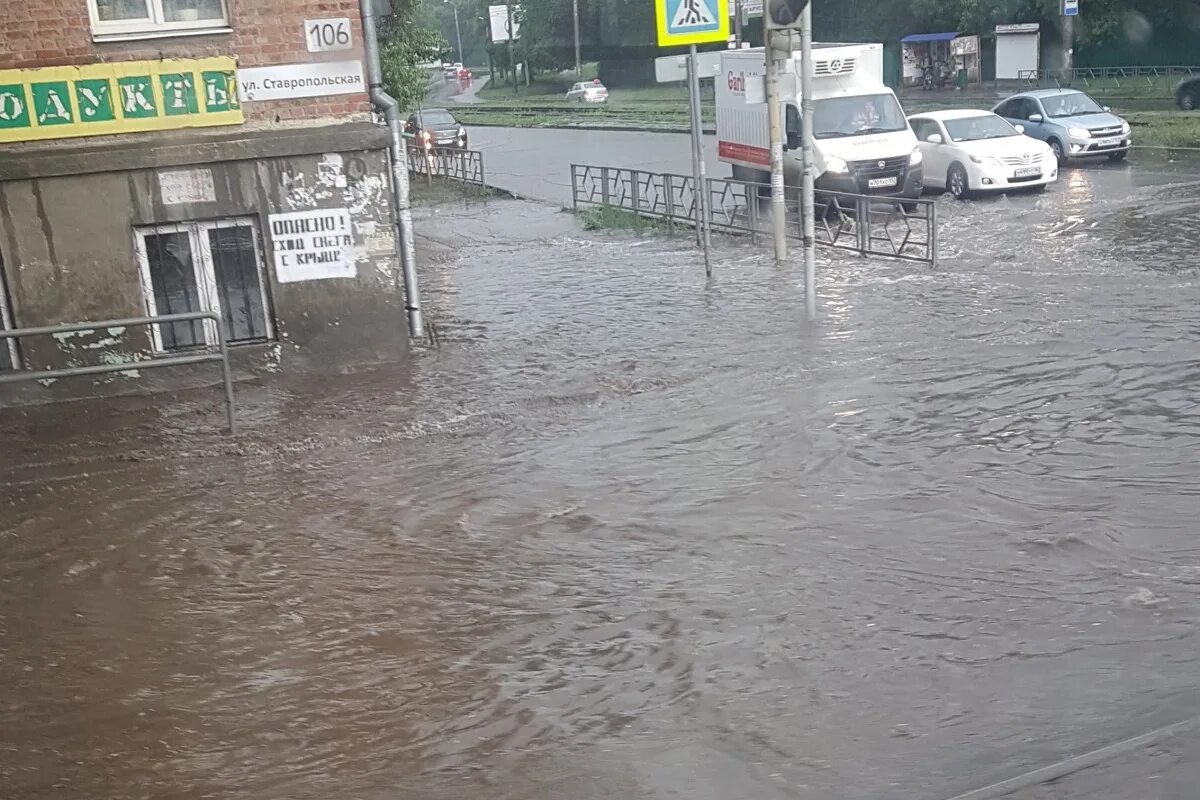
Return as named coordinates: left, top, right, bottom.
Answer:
left=687, top=47, right=713, bottom=276
left=656, top=0, right=728, bottom=276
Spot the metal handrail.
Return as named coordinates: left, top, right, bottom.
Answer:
left=0, top=311, right=236, bottom=433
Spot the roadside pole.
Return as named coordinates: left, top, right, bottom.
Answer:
left=652, top=0, right=727, bottom=278
left=452, top=3, right=464, bottom=65
left=1062, top=0, right=1077, bottom=78
left=732, top=0, right=742, bottom=49
left=799, top=4, right=816, bottom=314
left=765, top=30, right=787, bottom=263
left=687, top=46, right=713, bottom=277
left=573, top=0, right=582, bottom=77
left=506, top=0, right=517, bottom=91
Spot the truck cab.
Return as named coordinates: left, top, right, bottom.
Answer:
left=717, top=43, right=923, bottom=200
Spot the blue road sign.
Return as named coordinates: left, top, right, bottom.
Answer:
left=1064, top=0, right=1079, bottom=16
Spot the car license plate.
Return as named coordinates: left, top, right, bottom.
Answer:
left=1014, top=166, right=1041, bottom=177
left=1097, top=137, right=1121, bottom=147
left=868, top=176, right=898, bottom=189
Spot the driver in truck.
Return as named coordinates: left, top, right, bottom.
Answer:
left=850, top=99, right=882, bottom=131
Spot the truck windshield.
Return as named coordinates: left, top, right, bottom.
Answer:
left=814, top=93, right=907, bottom=139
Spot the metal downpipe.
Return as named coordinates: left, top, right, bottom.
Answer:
left=361, top=1, right=424, bottom=338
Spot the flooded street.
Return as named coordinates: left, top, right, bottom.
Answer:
left=4, top=150, right=1200, bottom=799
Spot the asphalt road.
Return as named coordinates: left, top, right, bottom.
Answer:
left=470, top=125, right=1199, bottom=209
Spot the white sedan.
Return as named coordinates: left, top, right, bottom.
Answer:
left=908, top=110, right=1058, bottom=199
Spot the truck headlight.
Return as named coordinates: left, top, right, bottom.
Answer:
left=909, top=147, right=923, bottom=165
left=825, top=155, right=850, bottom=174
left=1068, top=127, right=1090, bottom=139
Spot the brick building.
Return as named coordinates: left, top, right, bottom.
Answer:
left=0, top=0, right=410, bottom=395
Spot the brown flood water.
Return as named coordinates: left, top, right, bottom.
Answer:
left=3, top=160, right=1200, bottom=800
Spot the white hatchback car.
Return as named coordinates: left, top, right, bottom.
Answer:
left=566, top=80, right=608, bottom=104
left=908, top=110, right=1058, bottom=199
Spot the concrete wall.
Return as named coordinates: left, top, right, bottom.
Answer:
left=0, top=127, right=405, bottom=399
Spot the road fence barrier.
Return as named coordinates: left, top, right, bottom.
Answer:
left=570, top=164, right=939, bottom=265
left=407, top=146, right=486, bottom=185
left=0, top=311, right=237, bottom=433
left=1018, top=65, right=1199, bottom=92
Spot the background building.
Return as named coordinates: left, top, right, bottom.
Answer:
left=0, top=0, right=407, bottom=398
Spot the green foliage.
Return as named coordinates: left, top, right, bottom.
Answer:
left=380, top=1, right=449, bottom=112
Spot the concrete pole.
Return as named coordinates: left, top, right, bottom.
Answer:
left=453, top=4, right=464, bottom=65
left=687, top=46, right=713, bottom=278
left=1062, top=9, right=1075, bottom=79
left=799, top=6, right=816, bottom=315
left=507, top=0, right=517, bottom=91
left=732, top=0, right=742, bottom=49
left=765, top=29, right=787, bottom=263
left=573, top=0, right=582, bottom=77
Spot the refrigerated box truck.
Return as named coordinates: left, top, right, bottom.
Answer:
left=716, top=43, right=924, bottom=200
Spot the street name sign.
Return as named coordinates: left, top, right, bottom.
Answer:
left=656, top=0, right=730, bottom=47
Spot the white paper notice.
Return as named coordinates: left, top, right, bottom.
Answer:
left=269, top=208, right=356, bottom=283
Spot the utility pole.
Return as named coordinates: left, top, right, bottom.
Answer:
left=452, top=3, right=464, bottom=65
left=732, top=0, right=742, bottom=49
left=799, top=3, right=816, bottom=314
left=572, top=0, right=582, bottom=77
left=507, top=0, right=517, bottom=91
left=765, top=29, right=787, bottom=263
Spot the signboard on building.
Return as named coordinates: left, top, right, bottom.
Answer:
left=269, top=208, right=357, bottom=283
left=238, top=61, right=365, bottom=102
left=0, top=57, right=241, bottom=144
left=305, top=18, right=354, bottom=52
left=489, top=5, right=521, bottom=42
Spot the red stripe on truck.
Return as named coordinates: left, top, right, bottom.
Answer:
left=718, top=140, right=770, bottom=167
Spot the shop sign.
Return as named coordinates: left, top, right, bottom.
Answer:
left=0, top=57, right=242, bottom=144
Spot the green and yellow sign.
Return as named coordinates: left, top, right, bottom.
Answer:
left=0, top=57, right=242, bottom=144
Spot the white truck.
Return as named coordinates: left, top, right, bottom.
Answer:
left=716, top=43, right=924, bottom=201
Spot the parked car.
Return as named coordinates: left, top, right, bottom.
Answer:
left=566, top=79, right=608, bottom=104
left=405, top=108, right=468, bottom=150
left=908, top=110, right=1057, bottom=199
left=1176, top=76, right=1200, bottom=111
left=993, top=89, right=1131, bottom=164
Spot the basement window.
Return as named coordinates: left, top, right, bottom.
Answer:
left=135, top=219, right=274, bottom=352
left=89, top=0, right=230, bottom=41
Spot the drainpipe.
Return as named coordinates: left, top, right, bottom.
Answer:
left=361, top=0, right=423, bottom=338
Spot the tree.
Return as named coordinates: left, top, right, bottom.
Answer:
left=380, top=0, right=450, bottom=112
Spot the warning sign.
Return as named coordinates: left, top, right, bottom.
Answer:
left=656, top=0, right=727, bottom=46
left=269, top=208, right=357, bottom=283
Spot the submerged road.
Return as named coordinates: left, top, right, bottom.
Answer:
left=3, top=132, right=1200, bottom=798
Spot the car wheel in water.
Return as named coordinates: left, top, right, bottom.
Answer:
left=1181, top=92, right=1197, bottom=111
left=948, top=164, right=971, bottom=200
left=1108, top=150, right=1128, bottom=163
left=1050, top=139, right=1067, bottom=165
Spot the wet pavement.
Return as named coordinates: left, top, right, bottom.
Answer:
left=3, top=144, right=1200, bottom=799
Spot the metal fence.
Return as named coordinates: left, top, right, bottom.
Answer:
left=1018, top=65, right=1199, bottom=90
left=570, top=164, right=938, bottom=265
left=0, top=311, right=236, bottom=432
left=407, top=146, right=486, bottom=185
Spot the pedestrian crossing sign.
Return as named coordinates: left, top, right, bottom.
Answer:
left=656, top=0, right=729, bottom=46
